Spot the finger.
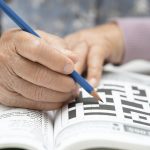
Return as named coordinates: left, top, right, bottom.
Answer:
left=13, top=30, right=74, bottom=74
left=72, top=42, right=88, bottom=74
left=87, top=45, right=105, bottom=87
left=37, top=30, right=67, bottom=48
left=65, top=33, right=81, bottom=49
left=11, top=54, right=77, bottom=92
left=37, top=30, right=78, bottom=64
left=11, top=75, right=75, bottom=103
left=0, top=86, right=63, bottom=110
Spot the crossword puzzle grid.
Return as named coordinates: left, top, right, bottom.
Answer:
left=67, top=83, right=150, bottom=127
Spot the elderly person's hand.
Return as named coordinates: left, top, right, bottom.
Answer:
left=65, top=23, right=124, bottom=87
left=0, top=29, right=79, bottom=110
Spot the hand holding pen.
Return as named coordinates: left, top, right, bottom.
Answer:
left=0, top=0, right=102, bottom=110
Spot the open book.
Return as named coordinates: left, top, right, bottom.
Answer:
left=0, top=70, right=150, bottom=150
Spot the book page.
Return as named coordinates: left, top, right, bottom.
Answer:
left=102, top=70, right=150, bottom=86
left=0, top=105, right=53, bottom=150
left=54, top=72, right=150, bottom=150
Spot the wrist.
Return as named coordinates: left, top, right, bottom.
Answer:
left=112, top=22, right=125, bottom=64
left=97, top=22, right=124, bottom=64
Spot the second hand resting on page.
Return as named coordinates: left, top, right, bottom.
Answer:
left=65, top=23, right=124, bottom=88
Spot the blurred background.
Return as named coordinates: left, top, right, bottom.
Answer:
left=1, top=0, right=150, bottom=36
left=1, top=0, right=150, bottom=74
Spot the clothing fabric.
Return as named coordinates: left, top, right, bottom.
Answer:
left=117, top=18, right=150, bottom=63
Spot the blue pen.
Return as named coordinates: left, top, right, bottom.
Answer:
left=0, top=0, right=102, bottom=102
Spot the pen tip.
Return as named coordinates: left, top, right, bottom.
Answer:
left=91, top=91, right=103, bottom=103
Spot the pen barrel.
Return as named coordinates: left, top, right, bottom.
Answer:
left=70, top=71, right=93, bottom=93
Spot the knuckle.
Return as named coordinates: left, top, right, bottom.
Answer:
left=33, top=86, right=44, bottom=101
left=43, top=71, right=56, bottom=87
left=33, top=66, right=45, bottom=83
left=33, top=39, right=45, bottom=58
left=47, top=76, right=56, bottom=88
left=14, top=31, right=40, bottom=51
left=33, top=66, right=55, bottom=87
left=36, top=39, right=45, bottom=49
left=33, top=38, right=41, bottom=49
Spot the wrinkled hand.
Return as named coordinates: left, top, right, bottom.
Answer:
left=65, top=23, right=124, bottom=87
left=0, top=29, right=78, bottom=110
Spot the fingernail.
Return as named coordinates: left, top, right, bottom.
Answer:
left=72, top=88, right=80, bottom=97
left=64, top=63, right=74, bottom=74
left=89, top=78, right=97, bottom=87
